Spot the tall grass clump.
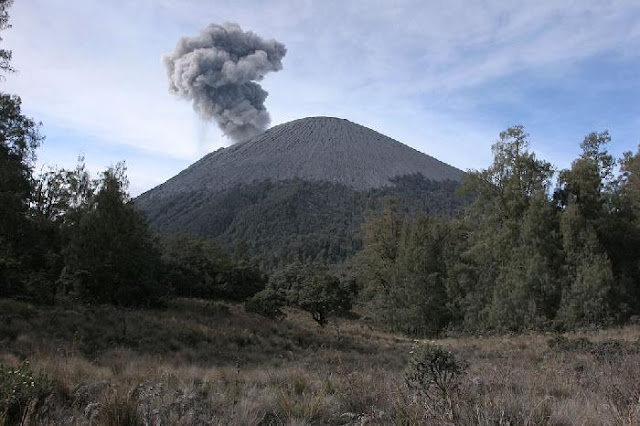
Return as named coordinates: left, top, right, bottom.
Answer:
left=99, top=392, right=141, bottom=426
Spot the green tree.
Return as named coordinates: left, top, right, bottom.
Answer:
left=357, top=199, right=404, bottom=298
left=0, top=0, right=59, bottom=302
left=249, top=263, right=355, bottom=326
left=32, top=157, right=95, bottom=226
left=457, top=126, right=561, bottom=331
left=597, top=145, right=640, bottom=317
left=618, top=146, right=640, bottom=219
left=555, top=131, right=614, bottom=219
left=63, top=164, right=167, bottom=306
left=0, top=93, right=45, bottom=298
left=357, top=201, right=451, bottom=336
left=554, top=132, right=618, bottom=327
left=162, top=235, right=265, bottom=301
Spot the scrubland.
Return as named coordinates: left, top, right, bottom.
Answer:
left=1, top=298, right=639, bottom=425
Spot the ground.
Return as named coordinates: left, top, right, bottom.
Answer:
left=1, top=298, right=639, bottom=425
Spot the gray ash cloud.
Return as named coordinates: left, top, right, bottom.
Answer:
left=163, top=23, right=286, bottom=143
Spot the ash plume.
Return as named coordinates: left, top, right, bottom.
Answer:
left=163, top=22, right=286, bottom=143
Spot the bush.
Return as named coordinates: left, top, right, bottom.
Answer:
left=404, top=343, right=466, bottom=422
left=0, top=361, right=53, bottom=425
left=245, top=288, right=285, bottom=320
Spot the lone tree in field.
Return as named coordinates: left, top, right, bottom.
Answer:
left=248, top=263, right=355, bottom=326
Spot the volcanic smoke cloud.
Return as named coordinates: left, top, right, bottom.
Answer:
left=163, top=23, right=286, bottom=143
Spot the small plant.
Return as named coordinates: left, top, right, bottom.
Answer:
left=404, top=343, right=466, bottom=422
left=0, top=361, right=53, bottom=425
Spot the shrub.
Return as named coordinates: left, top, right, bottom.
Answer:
left=404, top=343, right=466, bottom=422
left=0, top=361, right=53, bottom=425
left=245, top=288, right=285, bottom=320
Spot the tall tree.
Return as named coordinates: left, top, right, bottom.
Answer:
left=605, top=145, right=640, bottom=315
left=0, top=94, right=45, bottom=297
left=357, top=201, right=451, bottom=336
left=554, top=132, right=617, bottom=327
left=63, top=164, right=167, bottom=306
left=458, top=126, right=561, bottom=331
left=0, top=0, right=60, bottom=301
left=618, top=146, right=640, bottom=219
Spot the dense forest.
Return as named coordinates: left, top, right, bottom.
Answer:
left=355, top=127, right=640, bottom=335
left=1, top=0, right=639, bottom=338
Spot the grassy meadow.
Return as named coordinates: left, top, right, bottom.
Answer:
left=1, top=298, right=639, bottom=425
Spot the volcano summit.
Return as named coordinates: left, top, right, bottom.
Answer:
left=139, top=117, right=462, bottom=197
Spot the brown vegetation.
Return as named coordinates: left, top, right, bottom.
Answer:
left=1, top=298, right=640, bottom=425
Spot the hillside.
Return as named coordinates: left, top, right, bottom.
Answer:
left=136, top=117, right=466, bottom=264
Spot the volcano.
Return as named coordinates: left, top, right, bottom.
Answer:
left=136, top=117, right=466, bottom=265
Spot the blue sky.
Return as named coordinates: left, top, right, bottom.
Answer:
left=3, top=0, right=639, bottom=195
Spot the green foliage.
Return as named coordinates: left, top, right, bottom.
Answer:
left=358, top=126, right=640, bottom=335
left=244, top=287, right=286, bottom=319
left=556, top=131, right=615, bottom=218
left=455, top=126, right=562, bottom=331
left=32, top=157, right=96, bottom=226
left=0, top=0, right=264, bottom=310
left=294, top=272, right=354, bottom=326
left=405, top=343, right=466, bottom=421
left=62, top=164, right=168, bottom=307
left=0, top=361, right=52, bottom=425
left=357, top=203, right=451, bottom=336
left=0, top=92, right=49, bottom=300
left=139, top=175, right=466, bottom=268
left=405, top=344, right=466, bottom=397
left=0, top=3, right=61, bottom=304
left=557, top=246, right=614, bottom=328
left=162, top=235, right=266, bottom=301
left=1, top=13, right=639, bottom=337
left=618, top=145, right=640, bottom=219
left=249, top=263, right=356, bottom=325
left=553, top=134, right=623, bottom=328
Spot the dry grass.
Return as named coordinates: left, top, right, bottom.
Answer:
left=1, top=298, right=639, bottom=425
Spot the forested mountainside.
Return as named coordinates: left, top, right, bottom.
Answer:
left=136, top=116, right=466, bottom=265
left=140, top=175, right=465, bottom=267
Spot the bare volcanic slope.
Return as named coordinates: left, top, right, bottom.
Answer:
left=138, top=116, right=463, bottom=201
